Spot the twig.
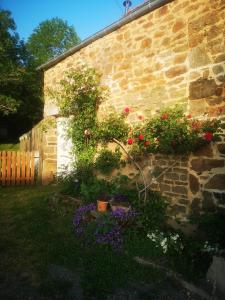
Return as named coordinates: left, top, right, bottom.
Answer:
left=139, top=160, right=178, bottom=193
left=112, top=138, right=148, bottom=204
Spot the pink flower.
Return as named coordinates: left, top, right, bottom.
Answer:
left=124, top=107, right=130, bottom=114
left=218, top=107, right=224, bottom=114
left=138, top=115, right=144, bottom=120
left=203, top=132, right=213, bottom=142
left=161, top=113, right=168, bottom=120
left=127, top=138, right=134, bottom=145
left=144, top=141, right=151, bottom=146
left=139, top=134, right=144, bottom=141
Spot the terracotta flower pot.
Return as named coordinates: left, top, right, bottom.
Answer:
left=97, top=200, right=108, bottom=212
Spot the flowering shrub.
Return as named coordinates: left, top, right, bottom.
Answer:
left=73, top=204, right=138, bottom=250
left=147, top=230, right=184, bottom=255
left=130, top=106, right=221, bottom=154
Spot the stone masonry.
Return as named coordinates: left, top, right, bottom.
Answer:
left=23, top=0, right=225, bottom=217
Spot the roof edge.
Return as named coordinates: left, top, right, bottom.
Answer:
left=37, top=0, right=172, bottom=71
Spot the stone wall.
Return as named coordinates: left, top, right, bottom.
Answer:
left=44, top=0, right=225, bottom=120
left=141, top=122, right=225, bottom=219
left=39, top=0, right=225, bottom=217
left=20, top=117, right=57, bottom=184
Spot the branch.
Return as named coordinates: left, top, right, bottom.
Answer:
left=139, top=160, right=178, bottom=193
left=112, top=138, right=148, bottom=204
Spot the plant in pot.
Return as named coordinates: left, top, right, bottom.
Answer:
left=97, top=193, right=110, bottom=212
left=110, top=194, right=131, bottom=212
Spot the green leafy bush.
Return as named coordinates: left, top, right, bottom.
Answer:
left=136, top=191, right=168, bottom=234
left=97, top=112, right=129, bottom=143
left=95, top=148, right=122, bottom=175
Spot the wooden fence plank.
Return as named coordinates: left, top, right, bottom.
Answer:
left=6, top=151, right=11, bottom=185
left=16, top=152, right=21, bottom=185
left=1, top=151, right=6, bottom=186
left=0, top=151, right=37, bottom=186
left=30, top=151, right=35, bottom=185
left=11, top=151, right=16, bottom=185
left=21, top=152, right=25, bottom=185
left=25, top=152, right=31, bottom=185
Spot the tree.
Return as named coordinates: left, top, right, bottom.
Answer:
left=0, top=9, right=43, bottom=141
left=0, top=9, right=21, bottom=115
left=26, top=17, right=80, bottom=67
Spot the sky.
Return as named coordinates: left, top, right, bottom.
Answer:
left=1, top=0, right=145, bottom=42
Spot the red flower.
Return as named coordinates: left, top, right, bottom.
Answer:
left=139, top=134, right=144, bottom=140
left=144, top=141, right=151, bottom=146
left=127, top=138, right=134, bottom=145
left=203, top=132, right=213, bottom=142
left=161, top=113, right=168, bottom=120
left=187, top=114, right=192, bottom=119
left=124, top=107, right=130, bottom=114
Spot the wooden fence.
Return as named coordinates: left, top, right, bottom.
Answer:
left=0, top=151, right=38, bottom=186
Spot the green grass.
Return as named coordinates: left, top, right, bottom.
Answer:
left=0, top=185, right=164, bottom=299
left=0, top=143, right=19, bottom=150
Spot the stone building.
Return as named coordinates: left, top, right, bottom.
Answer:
left=20, top=0, right=225, bottom=218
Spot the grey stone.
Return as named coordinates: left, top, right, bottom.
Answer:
left=172, top=185, right=187, bottom=195
left=205, top=174, right=225, bottom=190
left=202, top=191, right=216, bottom=212
left=189, top=174, right=200, bottom=194
left=189, top=46, right=211, bottom=69
left=214, top=192, right=225, bottom=205
left=191, top=198, right=201, bottom=214
left=217, top=75, right=225, bottom=83
left=207, top=256, right=225, bottom=299
left=213, top=65, right=224, bottom=75
left=191, top=158, right=224, bottom=173
left=189, top=78, right=217, bottom=100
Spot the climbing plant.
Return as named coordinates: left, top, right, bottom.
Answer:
left=54, top=66, right=222, bottom=204
left=54, top=67, right=106, bottom=155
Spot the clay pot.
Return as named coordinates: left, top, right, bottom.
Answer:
left=97, top=200, right=108, bottom=212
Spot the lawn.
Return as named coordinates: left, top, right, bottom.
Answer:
left=0, top=185, right=167, bottom=299
left=0, top=143, right=19, bottom=151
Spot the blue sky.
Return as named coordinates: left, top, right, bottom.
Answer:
left=1, top=0, right=144, bottom=41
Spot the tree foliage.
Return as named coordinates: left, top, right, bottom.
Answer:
left=0, top=9, right=43, bottom=141
left=27, top=17, right=80, bottom=67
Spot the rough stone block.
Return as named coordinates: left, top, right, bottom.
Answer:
left=189, top=174, right=200, bottom=194
left=172, top=20, right=185, bottom=33
left=191, top=198, right=201, bottom=214
left=193, top=144, right=213, bottom=157
left=172, top=185, right=187, bottom=195
left=165, top=66, right=187, bottom=78
left=189, top=78, right=217, bottom=100
left=217, top=143, right=225, bottom=155
left=191, top=158, right=224, bottom=173
left=202, top=191, right=216, bottom=212
left=189, top=46, right=211, bottom=68
left=205, top=174, right=225, bottom=190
